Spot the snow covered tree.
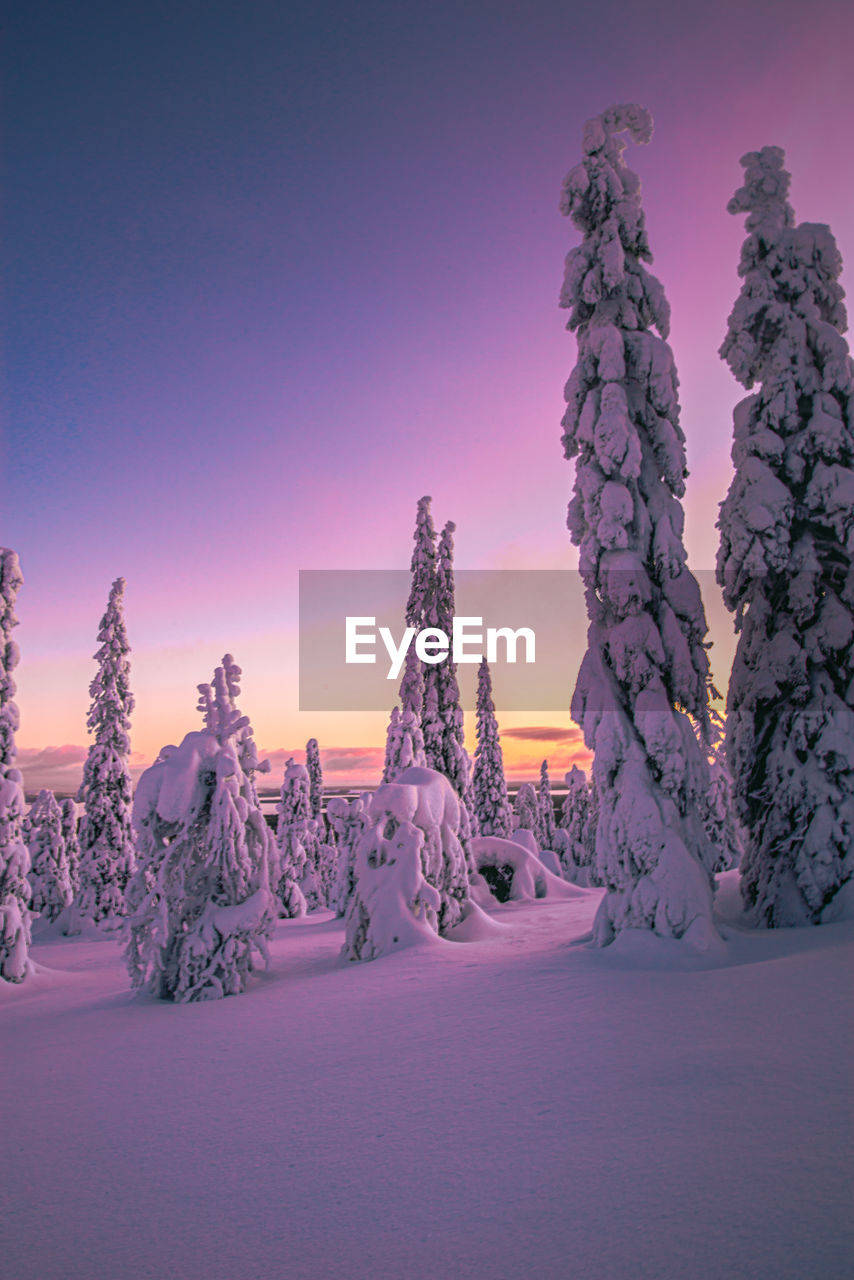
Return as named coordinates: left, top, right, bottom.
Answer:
left=343, top=765, right=470, bottom=958
left=559, top=104, right=722, bottom=947
left=275, top=757, right=330, bottom=912
left=24, top=789, right=73, bottom=922
left=76, top=578, right=136, bottom=925
left=327, top=793, right=369, bottom=915
left=406, top=495, right=438, bottom=630
left=305, top=737, right=325, bottom=831
left=471, top=659, right=513, bottom=837
left=513, top=783, right=539, bottom=835
left=718, top=146, right=854, bottom=925
left=536, top=760, right=557, bottom=851
left=424, top=522, right=473, bottom=806
left=556, top=765, right=593, bottom=880
left=125, top=654, right=276, bottom=1002
left=0, top=549, right=32, bottom=982
left=60, top=799, right=81, bottom=897
left=383, top=647, right=427, bottom=783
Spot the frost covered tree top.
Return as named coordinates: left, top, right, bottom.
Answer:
left=406, top=496, right=437, bottom=629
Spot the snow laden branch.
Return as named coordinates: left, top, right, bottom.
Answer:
left=559, top=104, right=725, bottom=949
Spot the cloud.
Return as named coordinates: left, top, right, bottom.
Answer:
left=501, top=726, right=582, bottom=743
left=17, top=745, right=151, bottom=797
left=258, top=745, right=385, bottom=780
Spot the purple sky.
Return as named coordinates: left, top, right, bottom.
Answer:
left=3, top=0, right=852, bottom=789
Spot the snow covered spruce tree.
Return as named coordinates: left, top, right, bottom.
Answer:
left=60, top=799, right=81, bottom=898
left=0, top=549, right=32, bottom=982
left=426, top=522, right=474, bottom=817
left=76, top=578, right=136, bottom=926
left=125, top=655, right=276, bottom=1002
left=559, top=104, right=724, bottom=946
left=718, top=146, right=854, bottom=925
left=471, top=659, right=513, bottom=837
left=556, top=765, right=594, bottom=880
left=305, top=738, right=325, bottom=832
left=275, top=757, right=335, bottom=911
left=383, top=649, right=427, bottom=782
left=23, top=789, right=73, bottom=923
left=512, top=782, right=538, bottom=835
left=536, top=759, right=557, bottom=851
left=327, top=793, right=368, bottom=915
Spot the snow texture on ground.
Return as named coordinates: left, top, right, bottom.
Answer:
left=2, top=873, right=851, bottom=1280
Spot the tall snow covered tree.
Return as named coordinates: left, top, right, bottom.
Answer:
left=76, top=578, right=136, bottom=925
left=0, top=549, right=32, bottom=982
left=536, top=760, right=557, bottom=851
left=471, top=659, right=513, bottom=837
left=718, top=146, right=854, bottom=925
left=559, top=104, right=723, bottom=947
left=125, top=654, right=276, bottom=1002
left=24, top=789, right=73, bottom=922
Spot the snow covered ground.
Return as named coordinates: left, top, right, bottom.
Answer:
left=2, top=873, right=851, bottom=1280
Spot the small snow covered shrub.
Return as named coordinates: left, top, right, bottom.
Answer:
left=342, top=766, right=471, bottom=960
left=124, top=656, right=275, bottom=1002
left=60, top=799, right=81, bottom=898
left=0, top=548, right=32, bottom=983
left=24, top=789, right=73, bottom=922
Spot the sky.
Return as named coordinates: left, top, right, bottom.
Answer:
left=2, top=0, right=853, bottom=793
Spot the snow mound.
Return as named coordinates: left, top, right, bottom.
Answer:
left=471, top=836, right=585, bottom=903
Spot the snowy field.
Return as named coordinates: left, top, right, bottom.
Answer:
left=2, top=873, right=851, bottom=1280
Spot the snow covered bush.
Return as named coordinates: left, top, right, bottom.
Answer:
left=76, top=578, right=136, bottom=926
left=718, top=146, right=854, bottom=925
left=124, top=655, right=276, bottom=1002
left=559, top=104, right=723, bottom=947
left=471, top=659, right=513, bottom=837
left=343, top=765, right=471, bottom=958
left=0, top=549, right=32, bottom=982
left=23, top=789, right=73, bottom=922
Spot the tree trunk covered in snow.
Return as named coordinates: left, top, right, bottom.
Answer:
left=718, top=147, right=854, bottom=926
left=559, top=105, right=722, bottom=947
